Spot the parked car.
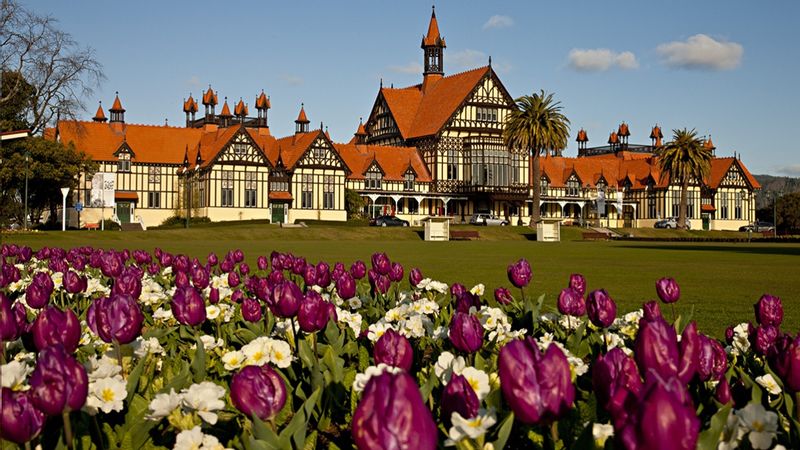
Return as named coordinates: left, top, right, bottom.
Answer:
left=739, top=221, right=774, bottom=232
left=369, top=215, right=410, bottom=227
left=469, top=213, right=509, bottom=226
left=654, top=217, right=691, bottom=229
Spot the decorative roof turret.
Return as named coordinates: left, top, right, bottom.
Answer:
left=421, top=6, right=446, bottom=48
left=109, top=92, right=125, bottom=123
left=219, top=98, right=232, bottom=117
left=183, top=95, right=198, bottom=113
left=608, top=131, right=619, bottom=145
left=202, top=86, right=218, bottom=106
left=421, top=6, right=446, bottom=83
left=617, top=122, right=630, bottom=137
left=92, top=102, right=107, bottom=122
left=650, top=125, right=664, bottom=147
left=295, top=103, right=310, bottom=134
left=255, top=90, right=270, bottom=110
left=234, top=98, right=248, bottom=117
left=576, top=129, right=588, bottom=142
left=704, top=135, right=716, bottom=150
left=354, top=117, right=368, bottom=144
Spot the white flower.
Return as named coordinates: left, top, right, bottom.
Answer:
left=219, top=303, right=235, bottom=322
left=221, top=350, right=245, bottom=371
left=174, top=426, right=204, bottom=450
left=85, top=355, right=122, bottom=381
left=268, top=340, right=293, bottom=368
left=153, top=307, right=174, bottom=321
left=728, top=323, right=751, bottom=356
left=1, top=360, right=31, bottom=391
left=398, top=314, right=430, bottom=339
left=206, top=305, right=221, bottom=320
left=352, top=364, right=402, bottom=393
left=147, top=388, right=183, bottom=420
left=755, top=374, right=782, bottom=396
left=272, top=318, right=296, bottom=340
left=86, top=375, right=127, bottom=414
left=241, top=337, right=273, bottom=366
left=718, top=409, right=744, bottom=450
left=470, top=284, right=485, bottom=296
left=736, top=403, right=778, bottom=450
left=132, top=337, right=165, bottom=358
left=446, top=409, right=497, bottom=444
left=417, top=278, right=448, bottom=294
left=182, top=382, right=226, bottom=425
left=434, top=351, right=466, bottom=384
left=197, top=335, right=224, bottom=351
left=432, top=326, right=449, bottom=340
left=592, top=423, right=614, bottom=447
left=459, top=367, right=490, bottom=400
left=347, top=297, right=363, bottom=310
left=367, top=321, right=394, bottom=342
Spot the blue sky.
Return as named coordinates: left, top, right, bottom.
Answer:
left=29, top=0, right=800, bottom=176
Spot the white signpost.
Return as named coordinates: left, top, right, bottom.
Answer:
left=61, top=187, right=70, bottom=231
left=91, top=173, right=116, bottom=230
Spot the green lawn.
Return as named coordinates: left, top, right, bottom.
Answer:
left=3, top=223, right=798, bottom=337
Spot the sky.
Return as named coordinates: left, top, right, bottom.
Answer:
left=26, top=0, right=800, bottom=176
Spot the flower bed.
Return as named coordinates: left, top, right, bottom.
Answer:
left=0, top=244, right=798, bottom=449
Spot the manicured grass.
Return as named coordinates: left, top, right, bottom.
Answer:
left=3, top=223, right=798, bottom=337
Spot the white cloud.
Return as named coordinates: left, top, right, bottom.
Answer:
left=776, top=164, right=800, bottom=177
left=280, top=74, right=304, bottom=86
left=186, top=76, right=202, bottom=88
left=568, top=48, right=639, bottom=72
left=483, top=15, right=513, bottom=30
left=389, top=61, right=423, bottom=74
left=657, top=34, right=743, bottom=70
left=450, top=49, right=488, bottom=69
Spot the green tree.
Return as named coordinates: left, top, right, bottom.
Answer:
left=345, top=188, right=365, bottom=219
left=775, top=192, right=800, bottom=234
left=657, top=128, right=713, bottom=229
left=503, top=90, right=570, bottom=223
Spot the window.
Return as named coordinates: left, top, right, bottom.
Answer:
left=720, top=192, right=729, bottom=219
left=648, top=192, right=657, bottom=218
left=148, top=166, right=161, bottom=184
left=447, top=149, right=457, bottom=180
left=233, top=142, right=247, bottom=156
left=511, top=154, right=521, bottom=184
left=270, top=171, right=288, bottom=192
left=313, top=146, right=325, bottom=160
left=735, top=192, right=743, bottom=219
left=117, top=153, right=131, bottom=172
left=366, top=167, right=382, bottom=190
left=566, top=178, right=579, bottom=197
left=302, top=174, right=313, bottom=209
left=403, top=171, right=415, bottom=191
left=671, top=192, right=680, bottom=218
left=407, top=198, right=418, bottom=213
left=221, top=171, right=234, bottom=207
left=245, top=172, right=257, bottom=207
left=476, top=107, right=498, bottom=122
left=148, top=192, right=161, bottom=208
left=198, top=175, right=206, bottom=208
left=323, top=176, right=334, bottom=210
left=540, top=177, right=549, bottom=196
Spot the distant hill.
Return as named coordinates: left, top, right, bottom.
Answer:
left=753, top=174, right=800, bottom=209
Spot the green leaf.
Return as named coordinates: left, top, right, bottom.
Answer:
left=696, top=404, right=732, bottom=450
left=125, top=355, right=147, bottom=404
left=252, top=415, right=281, bottom=445
left=492, top=411, right=515, bottom=450
left=323, top=348, right=344, bottom=384
left=191, top=335, right=206, bottom=383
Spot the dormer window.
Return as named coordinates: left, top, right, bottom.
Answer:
left=476, top=107, right=498, bottom=122
left=566, top=176, right=579, bottom=197
left=366, top=165, right=382, bottom=190
left=623, top=179, right=632, bottom=193
left=117, top=153, right=131, bottom=172
left=540, top=177, right=549, bottom=196
left=404, top=171, right=415, bottom=191
left=270, top=170, right=289, bottom=192
left=233, top=142, right=247, bottom=156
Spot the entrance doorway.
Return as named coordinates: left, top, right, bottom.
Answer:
left=116, top=202, right=131, bottom=223
left=271, top=203, right=286, bottom=224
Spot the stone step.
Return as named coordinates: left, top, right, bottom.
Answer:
left=120, top=222, right=143, bottom=231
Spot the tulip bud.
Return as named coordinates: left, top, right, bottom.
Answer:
left=230, top=364, right=287, bottom=421
left=29, top=345, right=88, bottom=415
left=455, top=292, right=481, bottom=313
left=642, top=301, right=662, bottom=322
left=697, top=334, right=728, bottom=382
left=336, top=273, right=357, bottom=299
left=557, top=288, right=585, bottom=317
left=191, top=265, right=210, bottom=290
left=634, top=318, right=679, bottom=379
left=174, top=271, right=190, bottom=289
left=409, top=268, right=423, bottom=288
left=494, top=287, right=513, bottom=305
left=241, top=298, right=263, bottom=323
left=586, top=289, right=616, bottom=328
left=371, top=274, right=391, bottom=295
left=754, top=294, right=783, bottom=327
left=303, top=265, right=317, bottom=287
left=568, top=273, right=586, bottom=297
left=778, top=336, right=800, bottom=392
left=269, top=281, right=302, bottom=318
left=753, top=325, right=778, bottom=355
left=171, top=286, right=207, bottom=326
left=94, top=294, right=145, bottom=345
left=440, top=373, right=479, bottom=421
left=207, top=252, right=219, bottom=267
left=677, top=322, right=699, bottom=384
left=0, top=388, right=45, bottom=444
left=507, top=258, right=532, bottom=289
left=0, top=293, right=19, bottom=341
left=209, top=287, right=220, bottom=304
left=112, top=269, right=142, bottom=298
left=298, top=291, right=336, bottom=333
left=373, top=329, right=413, bottom=370
left=220, top=257, right=234, bottom=273
left=227, top=270, right=240, bottom=288
left=350, top=260, right=367, bottom=280
left=316, top=262, right=331, bottom=287
left=715, top=377, right=732, bottom=404
left=592, top=348, right=642, bottom=425
left=449, top=312, right=484, bottom=354
left=31, top=306, right=81, bottom=352
left=655, top=277, right=680, bottom=304
left=498, top=339, right=575, bottom=425
left=292, top=257, right=307, bottom=276
left=371, top=252, right=391, bottom=276
left=63, top=270, right=87, bottom=294
left=25, top=272, right=54, bottom=308
left=352, top=371, right=437, bottom=450
left=257, top=256, right=268, bottom=271
left=388, top=262, right=404, bottom=283
left=100, top=251, right=124, bottom=278
left=450, top=283, right=466, bottom=299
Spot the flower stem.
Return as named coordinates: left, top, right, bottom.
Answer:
left=671, top=303, right=676, bottom=324
left=796, top=392, right=800, bottom=422
left=62, top=411, right=74, bottom=450
left=114, top=340, right=127, bottom=379
left=550, top=421, right=559, bottom=443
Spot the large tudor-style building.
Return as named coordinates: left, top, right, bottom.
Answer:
left=48, top=8, right=760, bottom=231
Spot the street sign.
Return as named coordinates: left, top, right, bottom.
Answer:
left=74, top=202, right=83, bottom=212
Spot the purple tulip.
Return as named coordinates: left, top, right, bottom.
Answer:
left=269, top=281, right=302, bottom=318
left=336, top=273, right=357, bottom=299
left=494, top=287, right=513, bottom=305
left=677, top=322, right=699, bottom=384
left=655, top=277, right=680, bottom=304
left=371, top=252, right=391, bottom=276
left=557, top=287, right=586, bottom=317
left=441, top=373, right=479, bottom=421
left=232, top=249, right=244, bottom=262
left=230, top=364, right=287, bottom=421
left=99, top=251, right=124, bottom=278
left=331, top=262, right=345, bottom=281
left=111, top=269, right=142, bottom=299
left=634, top=318, right=679, bottom=379
left=373, top=329, right=413, bottom=370
left=171, top=286, right=207, bottom=326
left=191, top=265, right=210, bottom=290
left=316, top=262, right=331, bottom=287
left=63, top=270, right=87, bottom=294
left=498, top=339, right=575, bottom=425
left=774, top=336, right=800, bottom=392
left=715, top=378, right=732, bottom=404
left=303, top=265, right=317, bottom=287
left=91, top=294, right=144, bottom=345
left=449, top=312, right=484, bottom=353
left=174, top=271, right=190, bottom=289
left=257, top=256, right=268, bottom=271
left=455, top=292, right=481, bottom=313
left=219, top=258, right=234, bottom=273
left=29, top=345, right=88, bottom=415
left=592, top=348, right=642, bottom=425
left=0, top=293, right=18, bottom=341
left=450, top=283, right=466, bottom=298
left=409, top=268, right=423, bottom=288
left=227, top=271, right=240, bottom=288
left=388, top=262, right=404, bottom=283
left=697, top=334, right=728, bottom=382
left=754, top=294, right=783, bottom=327
left=31, top=306, right=81, bottom=353
left=642, top=301, right=662, bottom=322
left=207, top=252, right=219, bottom=267
left=239, top=262, right=250, bottom=277
left=371, top=274, right=391, bottom=295
left=25, top=272, right=54, bottom=308
left=0, top=389, right=45, bottom=444
left=292, top=256, right=307, bottom=276
left=568, top=273, right=586, bottom=297
left=352, top=371, right=437, bottom=450
left=586, top=289, right=617, bottom=328
left=298, top=291, right=337, bottom=333
left=208, top=287, right=220, bottom=304
left=241, top=298, right=262, bottom=322
left=350, top=260, right=367, bottom=280
left=753, top=325, right=779, bottom=355
left=725, top=326, right=735, bottom=345
left=507, top=258, right=532, bottom=289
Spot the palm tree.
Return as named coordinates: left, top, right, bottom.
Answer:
left=657, top=128, right=713, bottom=229
left=503, top=90, right=570, bottom=224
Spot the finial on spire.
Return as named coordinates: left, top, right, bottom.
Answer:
left=488, top=55, right=492, bottom=66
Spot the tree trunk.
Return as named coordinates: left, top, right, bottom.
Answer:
left=679, top=173, right=689, bottom=229
left=531, top=154, right=541, bottom=225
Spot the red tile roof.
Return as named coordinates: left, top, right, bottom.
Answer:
left=704, top=136, right=715, bottom=150
left=93, top=103, right=107, bottom=122
left=269, top=191, right=293, bottom=201
left=219, top=101, right=232, bottom=117
left=422, top=8, right=446, bottom=47
left=255, top=91, right=270, bottom=109
left=234, top=99, right=248, bottom=116
left=183, top=96, right=198, bottom=113
left=296, top=105, right=309, bottom=123
left=705, top=157, right=760, bottom=189
left=110, top=94, right=125, bottom=112
left=337, top=143, right=431, bottom=182
left=202, top=87, right=218, bottom=106
left=115, top=191, right=138, bottom=201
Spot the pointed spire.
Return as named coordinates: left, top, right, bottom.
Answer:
left=704, top=135, right=716, bottom=151
left=576, top=128, right=588, bottom=142
left=608, top=131, right=619, bottom=145
left=183, top=94, right=198, bottom=113
left=110, top=92, right=125, bottom=112
left=202, top=85, right=218, bottom=106
left=219, top=98, right=232, bottom=117
left=617, top=122, right=630, bottom=137
left=422, top=5, right=446, bottom=47
left=234, top=98, right=248, bottom=117
left=255, top=90, right=270, bottom=109
left=93, top=101, right=107, bottom=122
left=296, top=103, right=309, bottom=123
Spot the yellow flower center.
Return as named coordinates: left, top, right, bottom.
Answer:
left=752, top=420, right=764, bottom=432
left=252, top=351, right=264, bottom=361
left=467, top=418, right=482, bottom=428
left=468, top=378, right=480, bottom=392
left=274, top=351, right=284, bottom=360
left=101, top=388, right=115, bottom=402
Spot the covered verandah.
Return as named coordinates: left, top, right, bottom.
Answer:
left=362, top=193, right=469, bottom=225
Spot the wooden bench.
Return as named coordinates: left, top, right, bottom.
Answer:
left=84, top=222, right=99, bottom=230
left=450, top=230, right=480, bottom=240
left=582, top=232, right=610, bottom=241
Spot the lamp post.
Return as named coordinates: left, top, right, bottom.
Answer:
left=61, top=187, right=70, bottom=231
left=24, top=151, right=29, bottom=231
left=773, top=191, right=781, bottom=236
